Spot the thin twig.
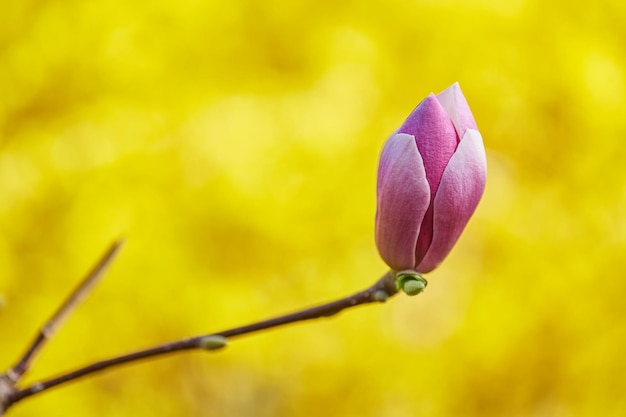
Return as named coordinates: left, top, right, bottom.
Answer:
left=7, top=270, right=407, bottom=407
left=6, top=239, right=125, bottom=383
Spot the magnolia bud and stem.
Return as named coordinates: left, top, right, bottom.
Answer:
left=0, top=83, right=484, bottom=415
left=0, top=241, right=427, bottom=415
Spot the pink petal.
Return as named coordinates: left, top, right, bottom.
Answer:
left=416, top=129, right=486, bottom=273
left=398, top=95, right=459, bottom=196
left=436, top=82, right=477, bottom=139
left=375, top=133, right=430, bottom=271
left=376, top=129, right=399, bottom=193
left=398, top=94, right=459, bottom=263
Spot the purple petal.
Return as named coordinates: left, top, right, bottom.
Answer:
left=398, top=94, right=459, bottom=197
left=376, top=129, right=399, bottom=193
left=375, top=133, right=430, bottom=271
left=416, top=129, right=487, bottom=273
left=436, top=82, right=477, bottom=139
left=398, top=94, right=459, bottom=263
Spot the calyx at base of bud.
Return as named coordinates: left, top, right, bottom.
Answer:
left=394, top=270, right=427, bottom=296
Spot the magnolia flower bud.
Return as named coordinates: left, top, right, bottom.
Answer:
left=375, top=83, right=486, bottom=273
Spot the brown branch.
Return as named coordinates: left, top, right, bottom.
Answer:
left=6, top=239, right=125, bottom=383
left=6, top=270, right=409, bottom=408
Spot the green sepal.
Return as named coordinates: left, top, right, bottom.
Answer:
left=394, top=270, right=427, bottom=296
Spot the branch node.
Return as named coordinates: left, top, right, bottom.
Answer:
left=198, top=336, right=228, bottom=351
left=373, top=290, right=389, bottom=302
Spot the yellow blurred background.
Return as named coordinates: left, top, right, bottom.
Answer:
left=1, top=0, right=625, bottom=415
